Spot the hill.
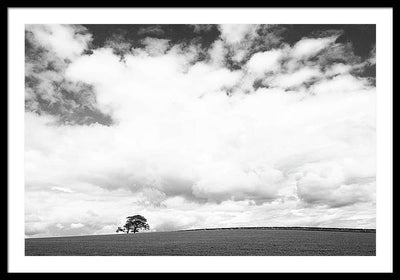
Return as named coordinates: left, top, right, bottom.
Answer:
left=25, top=227, right=376, bottom=256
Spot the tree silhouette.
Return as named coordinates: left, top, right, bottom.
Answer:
left=116, top=215, right=150, bottom=234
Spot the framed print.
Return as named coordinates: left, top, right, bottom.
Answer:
left=7, top=5, right=394, bottom=273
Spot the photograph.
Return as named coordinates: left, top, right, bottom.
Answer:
left=24, top=23, right=377, bottom=256
left=6, top=6, right=393, bottom=273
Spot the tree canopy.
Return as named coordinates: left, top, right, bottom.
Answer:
left=116, top=215, right=150, bottom=234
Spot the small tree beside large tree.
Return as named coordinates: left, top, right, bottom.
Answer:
left=116, top=215, right=150, bottom=234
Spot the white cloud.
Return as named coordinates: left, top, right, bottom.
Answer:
left=208, top=39, right=227, bottom=66
left=296, top=159, right=375, bottom=207
left=70, top=223, right=85, bottom=229
left=291, top=36, right=337, bottom=60
left=141, top=37, right=170, bottom=56
left=268, top=67, right=322, bottom=88
left=26, top=24, right=92, bottom=60
left=246, top=49, right=284, bottom=76
left=51, top=186, right=74, bottom=193
left=219, top=24, right=258, bottom=45
left=325, top=63, right=353, bottom=76
left=310, top=74, right=371, bottom=94
left=56, top=223, right=64, bottom=229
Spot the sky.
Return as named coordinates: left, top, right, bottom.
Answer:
left=25, top=24, right=376, bottom=237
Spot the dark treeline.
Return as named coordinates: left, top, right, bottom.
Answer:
left=179, top=226, right=376, bottom=233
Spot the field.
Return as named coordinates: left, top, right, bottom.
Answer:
left=25, top=228, right=376, bottom=256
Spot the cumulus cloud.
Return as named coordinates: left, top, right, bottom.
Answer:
left=268, top=66, right=322, bottom=89
left=25, top=24, right=376, bottom=237
left=246, top=49, right=285, bottom=76
left=70, top=223, right=85, bottom=229
left=141, top=37, right=170, bottom=56
left=25, top=24, right=112, bottom=126
left=219, top=24, right=259, bottom=45
left=26, top=24, right=92, bottom=60
left=291, top=36, right=338, bottom=60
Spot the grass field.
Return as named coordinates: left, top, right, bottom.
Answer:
left=25, top=228, right=376, bottom=256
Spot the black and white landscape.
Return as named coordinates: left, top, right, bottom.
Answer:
left=25, top=24, right=376, bottom=256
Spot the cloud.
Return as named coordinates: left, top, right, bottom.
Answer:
left=219, top=24, right=258, bottom=45
left=291, top=36, right=338, bottom=60
left=296, top=159, right=375, bottom=207
left=70, top=223, right=85, bottom=229
left=25, top=24, right=376, bottom=237
left=25, top=24, right=112, bottom=126
left=137, top=25, right=165, bottom=37
left=104, top=34, right=132, bottom=56
left=268, top=66, right=322, bottom=89
left=192, top=24, right=214, bottom=33
left=51, top=186, right=74, bottom=193
left=26, top=24, right=92, bottom=60
left=246, top=49, right=285, bottom=76
left=141, top=37, right=170, bottom=56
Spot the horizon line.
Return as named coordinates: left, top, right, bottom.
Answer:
left=25, top=226, right=376, bottom=239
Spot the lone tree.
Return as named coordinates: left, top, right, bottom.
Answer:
left=116, top=215, right=150, bottom=234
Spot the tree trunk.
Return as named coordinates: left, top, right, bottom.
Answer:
left=126, top=228, right=129, bottom=234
